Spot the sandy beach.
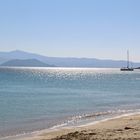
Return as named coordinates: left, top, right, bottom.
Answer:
left=11, top=113, right=140, bottom=140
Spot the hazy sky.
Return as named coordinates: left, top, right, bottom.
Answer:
left=0, top=0, right=140, bottom=61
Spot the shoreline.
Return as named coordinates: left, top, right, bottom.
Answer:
left=1, top=112, right=140, bottom=140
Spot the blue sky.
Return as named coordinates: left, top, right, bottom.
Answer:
left=0, top=0, right=140, bottom=61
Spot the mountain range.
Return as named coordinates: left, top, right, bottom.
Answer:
left=0, top=50, right=140, bottom=68
left=1, top=59, right=54, bottom=67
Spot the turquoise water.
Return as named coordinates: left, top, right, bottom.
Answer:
left=0, top=67, right=140, bottom=138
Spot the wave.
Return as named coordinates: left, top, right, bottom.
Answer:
left=1, top=108, right=140, bottom=140
left=49, top=108, right=140, bottom=130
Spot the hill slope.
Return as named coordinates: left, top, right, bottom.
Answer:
left=1, top=59, right=54, bottom=67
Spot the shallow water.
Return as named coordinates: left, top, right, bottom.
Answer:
left=0, top=67, right=140, bottom=138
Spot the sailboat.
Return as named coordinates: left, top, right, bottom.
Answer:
left=120, top=50, right=134, bottom=71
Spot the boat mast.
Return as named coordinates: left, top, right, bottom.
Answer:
left=127, top=50, right=129, bottom=68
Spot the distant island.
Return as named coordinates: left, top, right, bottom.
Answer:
left=1, top=59, right=55, bottom=67
left=0, top=50, right=140, bottom=68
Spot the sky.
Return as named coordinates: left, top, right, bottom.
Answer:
left=0, top=0, right=140, bottom=62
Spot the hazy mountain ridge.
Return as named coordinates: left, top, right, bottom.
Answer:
left=0, top=50, right=140, bottom=68
left=1, top=59, right=54, bottom=67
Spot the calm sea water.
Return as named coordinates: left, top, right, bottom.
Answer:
left=0, top=67, right=140, bottom=138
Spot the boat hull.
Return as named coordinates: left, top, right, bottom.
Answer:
left=120, top=68, right=134, bottom=71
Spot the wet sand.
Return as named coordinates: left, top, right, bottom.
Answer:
left=10, top=113, right=139, bottom=140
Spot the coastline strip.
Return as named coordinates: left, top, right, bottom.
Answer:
left=1, top=111, right=140, bottom=140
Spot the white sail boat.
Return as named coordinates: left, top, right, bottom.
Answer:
left=120, top=50, right=134, bottom=71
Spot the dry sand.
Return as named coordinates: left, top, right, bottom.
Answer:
left=7, top=114, right=140, bottom=140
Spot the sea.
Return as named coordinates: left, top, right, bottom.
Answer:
left=0, top=67, right=140, bottom=139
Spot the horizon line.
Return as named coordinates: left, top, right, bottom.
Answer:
left=0, top=49, right=139, bottom=63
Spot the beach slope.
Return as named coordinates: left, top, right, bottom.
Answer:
left=42, top=115, right=140, bottom=140
left=18, top=114, right=140, bottom=140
